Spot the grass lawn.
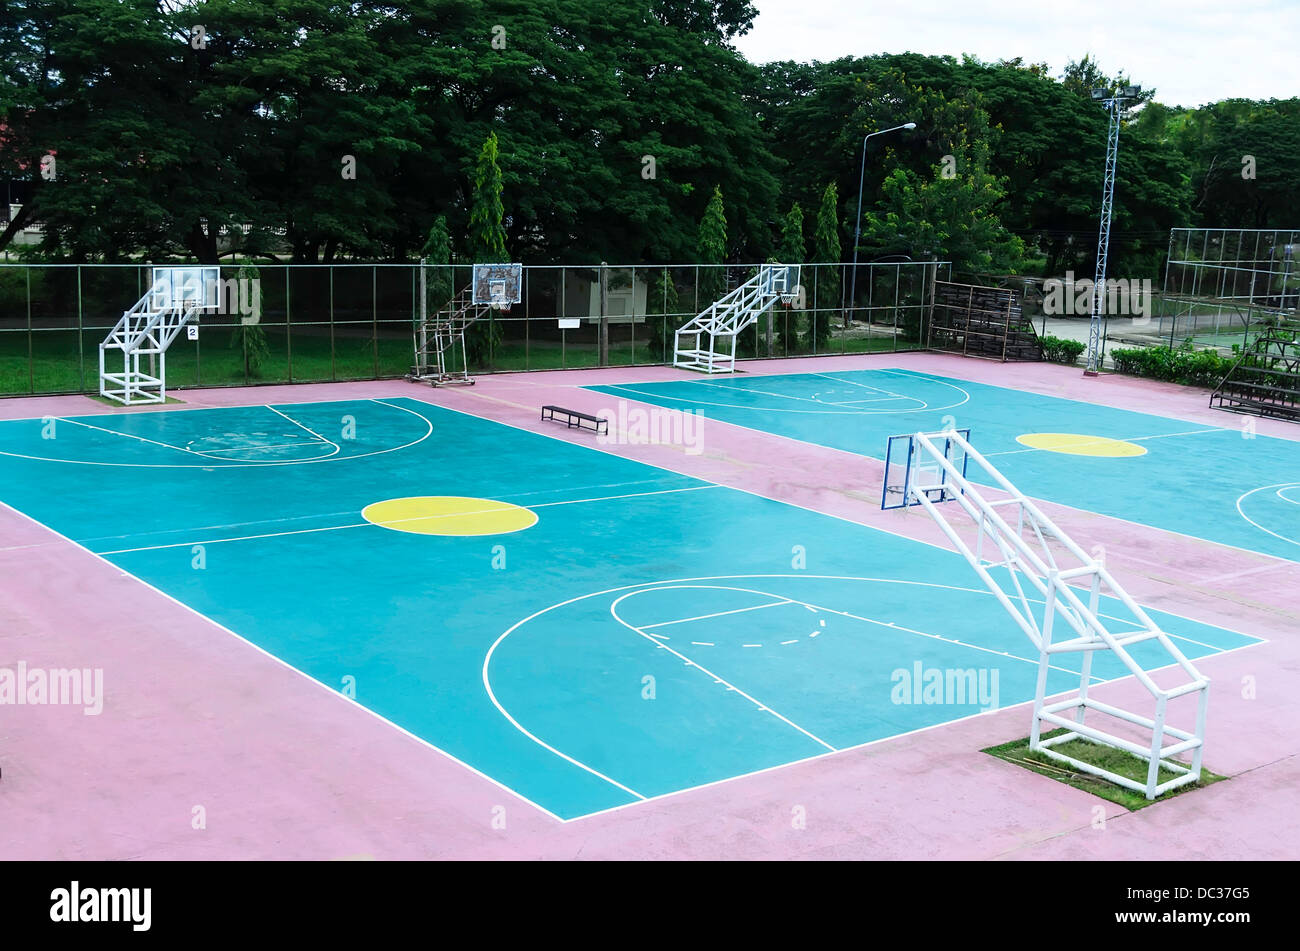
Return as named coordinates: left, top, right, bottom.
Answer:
left=2, top=322, right=922, bottom=397
left=984, top=728, right=1225, bottom=810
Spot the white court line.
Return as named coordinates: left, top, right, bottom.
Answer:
left=634, top=580, right=1096, bottom=681
left=568, top=637, right=1266, bottom=825
left=94, top=484, right=722, bottom=555
left=1236, top=483, right=1300, bottom=549
left=198, top=442, right=328, bottom=454
left=822, top=396, right=906, bottom=405
left=59, top=409, right=334, bottom=463
left=639, top=599, right=792, bottom=629
left=426, top=387, right=1288, bottom=629
left=691, top=378, right=846, bottom=407
left=807, top=371, right=913, bottom=401
left=263, top=405, right=342, bottom=459
left=594, top=371, right=971, bottom=416
left=609, top=589, right=837, bottom=751
left=530, top=484, right=718, bottom=510
left=0, top=398, right=434, bottom=469
left=54, top=416, right=198, bottom=456
left=802, top=599, right=1101, bottom=682
left=8, top=379, right=1275, bottom=822
left=0, top=498, right=570, bottom=824
left=982, top=427, right=1226, bottom=457
left=479, top=572, right=1260, bottom=817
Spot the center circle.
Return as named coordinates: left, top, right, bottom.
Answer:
left=1015, top=432, right=1147, bottom=457
left=362, top=496, right=538, bottom=536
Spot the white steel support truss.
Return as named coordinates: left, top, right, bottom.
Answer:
left=673, top=264, right=798, bottom=374
left=99, top=270, right=215, bottom=405
left=903, top=429, right=1209, bottom=799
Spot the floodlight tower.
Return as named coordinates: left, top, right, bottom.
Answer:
left=1084, top=85, right=1140, bottom=376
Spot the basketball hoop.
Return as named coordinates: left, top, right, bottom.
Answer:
left=471, top=263, right=523, bottom=310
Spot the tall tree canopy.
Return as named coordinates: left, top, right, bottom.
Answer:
left=1, top=5, right=1296, bottom=279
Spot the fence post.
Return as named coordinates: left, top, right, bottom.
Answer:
left=285, top=267, right=293, bottom=384
left=76, top=265, right=85, bottom=391
left=599, top=261, right=609, bottom=366
left=26, top=266, right=33, bottom=394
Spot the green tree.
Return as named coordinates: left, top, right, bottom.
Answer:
left=779, top=202, right=804, bottom=262
left=696, top=185, right=727, bottom=303
left=645, top=267, right=682, bottom=362
left=466, top=132, right=507, bottom=366
left=809, top=182, right=841, bottom=351
left=468, top=132, right=508, bottom=264
left=858, top=87, right=1025, bottom=277
left=420, top=214, right=454, bottom=310
left=776, top=203, right=805, bottom=353
left=229, top=264, right=269, bottom=378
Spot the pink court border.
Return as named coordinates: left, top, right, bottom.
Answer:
left=1, top=352, right=1298, bottom=860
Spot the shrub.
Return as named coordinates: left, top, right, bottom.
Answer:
left=1040, top=334, right=1085, bottom=365
left=1108, top=342, right=1237, bottom=388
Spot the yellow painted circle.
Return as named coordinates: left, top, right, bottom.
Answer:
left=362, top=496, right=538, bottom=536
left=1015, top=433, right=1147, bottom=458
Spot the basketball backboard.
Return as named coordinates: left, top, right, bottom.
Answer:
left=150, top=266, right=220, bottom=312
left=472, top=263, right=523, bottom=308
left=759, top=263, right=800, bottom=301
left=881, top=429, right=971, bottom=510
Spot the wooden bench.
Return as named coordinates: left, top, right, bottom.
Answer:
left=541, top=405, right=608, bottom=434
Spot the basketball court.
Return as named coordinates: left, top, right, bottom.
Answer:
left=0, top=387, right=1267, bottom=822
left=4, top=343, right=1298, bottom=861
left=588, top=368, right=1300, bottom=560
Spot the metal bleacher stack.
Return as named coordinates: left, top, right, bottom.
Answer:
left=928, top=281, right=1043, bottom=361
left=1210, top=328, right=1300, bottom=421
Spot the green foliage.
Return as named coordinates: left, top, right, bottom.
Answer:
left=855, top=74, right=1023, bottom=274
left=1109, top=342, right=1236, bottom=388
left=2, top=10, right=1296, bottom=275
left=1039, top=334, right=1085, bottom=365
left=464, top=134, right=507, bottom=366
left=778, top=203, right=804, bottom=263
left=420, top=215, right=454, bottom=310
left=468, top=133, right=508, bottom=265
left=0, top=1, right=777, bottom=263
left=773, top=205, right=805, bottom=353
left=696, top=186, right=728, bottom=302
left=229, top=265, right=269, bottom=376
left=645, top=268, right=682, bottom=362
left=809, top=182, right=841, bottom=350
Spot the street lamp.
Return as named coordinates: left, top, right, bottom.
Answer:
left=1084, top=85, right=1139, bottom=376
left=848, top=122, right=917, bottom=328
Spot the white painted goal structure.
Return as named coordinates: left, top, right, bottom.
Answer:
left=673, top=263, right=801, bottom=374
left=99, top=267, right=220, bottom=405
left=886, top=428, right=1210, bottom=799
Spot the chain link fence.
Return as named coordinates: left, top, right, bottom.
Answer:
left=0, top=260, right=946, bottom=396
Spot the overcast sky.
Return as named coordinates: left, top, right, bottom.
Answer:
left=733, top=0, right=1300, bottom=107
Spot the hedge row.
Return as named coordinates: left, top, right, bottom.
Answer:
left=1108, top=344, right=1237, bottom=388
left=1039, top=334, right=1085, bottom=365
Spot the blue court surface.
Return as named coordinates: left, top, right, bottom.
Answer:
left=0, top=397, right=1262, bottom=820
left=589, top=368, right=1300, bottom=562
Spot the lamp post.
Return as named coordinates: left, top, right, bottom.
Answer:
left=848, top=122, right=916, bottom=328
left=1084, top=85, right=1139, bottom=376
